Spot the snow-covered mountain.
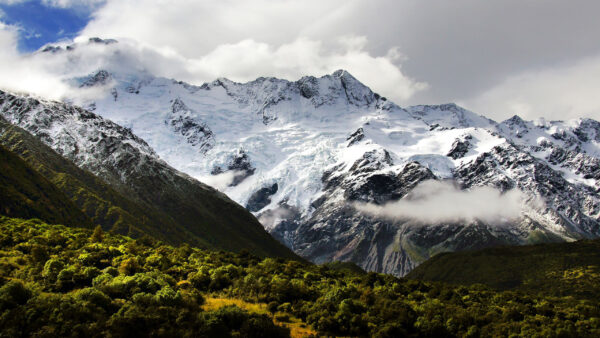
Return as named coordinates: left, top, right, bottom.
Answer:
left=9, top=38, right=600, bottom=275
left=0, top=89, right=297, bottom=258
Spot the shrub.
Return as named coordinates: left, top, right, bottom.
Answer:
left=90, top=225, right=104, bottom=243
left=0, top=280, right=32, bottom=310
left=42, top=258, right=64, bottom=281
left=119, top=257, right=141, bottom=275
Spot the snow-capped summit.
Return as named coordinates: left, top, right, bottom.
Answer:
left=40, top=37, right=118, bottom=54
left=196, top=69, right=391, bottom=125
left=3, top=40, right=599, bottom=276
left=406, top=103, right=497, bottom=130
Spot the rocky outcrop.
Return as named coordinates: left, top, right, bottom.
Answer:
left=246, top=183, right=278, bottom=212
left=80, top=70, right=112, bottom=87
left=447, top=134, right=472, bottom=159
left=167, top=98, right=215, bottom=153
left=211, top=150, right=256, bottom=186
left=347, top=128, right=365, bottom=146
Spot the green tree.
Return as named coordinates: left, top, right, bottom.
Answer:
left=90, top=225, right=104, bottom=243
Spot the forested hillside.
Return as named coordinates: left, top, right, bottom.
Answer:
left=0, top=216, right=598, bottom=337
left=407, top=240, right=600, bottom=299
left=0, top=144, right=92, bottom=228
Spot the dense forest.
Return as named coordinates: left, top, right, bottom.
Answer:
left=1, top=215, right=598, bottom=337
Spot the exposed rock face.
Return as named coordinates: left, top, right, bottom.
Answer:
left=246, top=183, right=278, bottom=212
left=498, top=116, right=600, bottom=192
left=0, top=91, right=157, bottom=188
left=211, top=150, right=256, bottom=187
left=341, top=155, right=435, bottom=205
left=447, top=134, right=472, bottom=159
left=454, top=143, right=600, bottom=237
left=80, top=70, right=112, bottom=88
left=205, top=69, right=392, bottom=124
left=347, top=128, right=365, bottom=146
left=549, top=148, right=600, bottom=182
left=227, top=151, right=256, bottom=186
left=167, top=98, right=215, bottom=153
left=271, top=158, right=449, bottom=277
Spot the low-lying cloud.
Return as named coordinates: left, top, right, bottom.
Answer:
left=354, top=180, right=527, bottom=224
left=257, top=206, right=294, bottom=230
left=0, top=22, right=113, bottom=101
left=198, top=170, right=244, bottom=191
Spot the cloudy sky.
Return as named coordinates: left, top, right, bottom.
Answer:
left=0, top=0, right=599, bottom=121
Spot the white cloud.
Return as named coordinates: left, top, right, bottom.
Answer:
left=460, top=54, right=600, bottom=122
left=0, top=30, right=426, bottom=104
left=258, top=206, right=294, bottom=230
left=354, top=180, right=527, bottom=224
left=80, top=0, right=350, bottom=57
left=0, top=0, right=427, bottom=105
left=0, top=0, right=27, bottom=4
left=1, top=0, right=598, bottom=120
left=186, top=37, right=426, bottom=101
left=0, top=23, right=116, bottom=101
left=75, top=0, right=425, bottom=103
left=198, top=170, right=244, bottom=191
left=0, top=22, right=71, bottom=99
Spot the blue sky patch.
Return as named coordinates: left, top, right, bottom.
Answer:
left=0, top=1, right=96, bottom=52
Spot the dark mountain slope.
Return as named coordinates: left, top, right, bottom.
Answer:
left=0, top=117, right=192, bottom=244
left=0, top=143, right=92, bottom=227
left=406, top=239, right=600, bottom=299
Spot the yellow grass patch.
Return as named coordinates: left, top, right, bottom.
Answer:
left=202, top=297, right=318, bottom=338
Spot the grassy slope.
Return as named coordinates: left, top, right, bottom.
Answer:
left=0, top=117, right=297, bottom=259
left=0, top=144, right=92, bottom=228
left=406, top=239, right=600, bottom=298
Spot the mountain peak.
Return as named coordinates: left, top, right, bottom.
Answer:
left=406, top=103, right=496, bottom=129
left=327, top=69, right=376, bottom=107
left=501, top=115, right=529, bottom=129
left=39, top=37, right=118, bottom=54
left=505, top=114, right=526, bottom=123
left=331, top=69, right=364, bottom=88
left=331, top=69, right=351, bottom=77
left=88, top=37, right=118, bottom=45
